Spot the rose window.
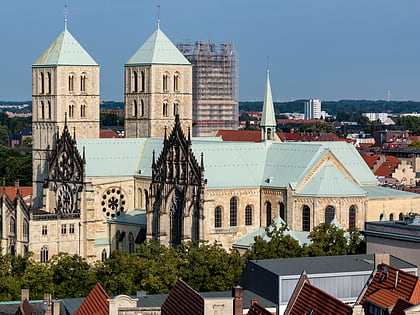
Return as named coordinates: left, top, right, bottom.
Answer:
left=101, top=188, right=125, bottom=218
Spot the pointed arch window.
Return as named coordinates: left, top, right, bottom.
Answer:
left=69, top=104, right=74, bottom=118
left=215, top=206, right=222, bottom=228
left=230, top=197, right=238, bottom=227
left=133, top=71, right=138, bottom=92
left=40, top=72, right=45, bottom=94
left=140, top=71, right=145, bottom=92
left=163, top=73, right=169, bottom=92
left=325, top=205, right=335, bottom=224
left=174, top=73, right=179, bottom=92
left=41, top=101, right=45, bottom=119
left=173, top=102, right=179, bottom=116
left=69, top=74, right=74, bottom=91
left=101, top=249, right=107, bottom=262
left=349, top=205, right=356, bottom=231
left=128, top=232, right=135, bottom=253
left=302, top=205, right=311, bottom=231
left=266, top=201, right=272, bottom=226
left=9, top=217, right=15, bottom=235
left=279, top=202, right=285, bottom=221
left=133, top=99, right=138, bottom=117
left=48, top=101, right=51, bottom=119
left=245, top=205, right=253, bottom=226
left=80, top=104, right=86, bottom=118
left=23, top=219, right=29, bottom=241
left=40, top=246, right=48, bottom=263
left=163, top=102, right=168, bottom=117
left=80, top=74, right=87, bottom=92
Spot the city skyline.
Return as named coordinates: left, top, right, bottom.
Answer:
left=1, top=0, right=420, bottom=102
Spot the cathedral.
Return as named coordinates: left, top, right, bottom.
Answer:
left=26, top=21, right=420, bottom=263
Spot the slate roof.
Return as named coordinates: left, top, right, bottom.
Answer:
left=360, top=263, right=420, bottom=312
left=284, top=273, right=352, bottom=315
left=75, top=283, right=109, bottom=315
left=33, top=28, right=98, bottom=67
left=126, top=27, right=190, bottom=66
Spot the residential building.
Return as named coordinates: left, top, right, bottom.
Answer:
left=177, top=41, right=238, bottom=137
left=304, top=99, right=322, bottom=119
left=363, top=112, right=388, bottom=123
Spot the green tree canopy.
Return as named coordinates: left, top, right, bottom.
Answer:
left=296, top=121, right=336, bottom=133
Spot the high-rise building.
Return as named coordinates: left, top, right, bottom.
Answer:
left=177, top=41, right=238, bottom=137
left=304, top=99, right=322, bottom=120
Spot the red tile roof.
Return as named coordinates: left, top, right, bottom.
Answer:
left=374, top=156, right=400, bottom=177
left=284, top=273, right=352, bottom=315
left=362, top=155, right=380, bottom=169
left=0, top=187, right=32, bottom=201
left=75, top=283, right=109, bottom=315
left=100, top=130, right=123, bottom=138
left=390, top=298, right=414, bottom=315
left=247, top=300, right=273, bottom=315
left=360, top=264, right=420, bottom=311
left=215, top=130, right=262, bottom=142
left=161, top=279, right=204, bottom=315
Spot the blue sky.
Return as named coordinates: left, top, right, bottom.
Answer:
left=1, top=0, right=420, bottom=102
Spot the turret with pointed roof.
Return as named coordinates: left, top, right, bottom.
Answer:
left=124, top=25, right=192, bottom=138
left=32, top=22, right=100, bottom=208
left=260, top=70, right=279, bottom=141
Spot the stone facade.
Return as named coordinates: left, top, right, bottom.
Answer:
left=124, top=64, right=192, bottom=138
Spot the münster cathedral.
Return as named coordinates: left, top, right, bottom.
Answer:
left=16, top=21, right=419, bottom=263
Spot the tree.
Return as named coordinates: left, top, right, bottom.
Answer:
left=247, top=222, right=303, bottom=261
left=21, top=260, right=53, bottom=300
left=357, top=115, right=370, bottom=125
left=304, top=223, right=348, bottom=256
left=296, top=121, right=335, bottom=133
left=397, top=116, right=420, bottom=135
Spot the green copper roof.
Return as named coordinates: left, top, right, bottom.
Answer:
left=34, top=28, right=98, bottom=67
left=295, top=161, right=367, bottom=197
left=125, top=27, right=190, bottom=66
left=109, top=210, right=146, bottom=226
left=260, top=71, right=277, bottom=128
left=363, top=185, right=420, bottom=199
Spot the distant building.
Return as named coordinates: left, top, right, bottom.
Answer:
left=304, top=99, right=322, bottom=119
left=363, top=112, right=388, bottom=123
left=177, top=41, right=239, bottom=137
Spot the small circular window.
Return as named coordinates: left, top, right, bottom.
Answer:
left=101, top=188, right=126, bottom=218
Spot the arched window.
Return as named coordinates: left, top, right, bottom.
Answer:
left=41, top=101, right=45, bottom=119
left=40, top=246, right=48, bottom=263
left=389, top=213, right=394, bottom=221
left=116, top=231, right=121, bottom=250
left=266, top=201, right=272, bottom=226
left=245, top=205, right=252, bottom=226
left=140, top=71, right=145, bottom=92
left=47, top=72, right=51, bottom=94
left=80, top=104, right=86, bottom=118
left=379, top=213, right=384, bottom=221
left=399, top=212, right=404, bottom=221
left=144, top=189, right=149, bottom=211
left=47, top=101, right=51, bottom=119
left=69, top=104, right=74, bottom=118
left=302, top=205, right=311, bottom=231
left=133, top=99, right=138, bottom=117
left=101, top=249, right=107, bottom=262
left=349, top=205, right=356, bottom=231
left=163, top=73, right=169, bottom=91
left=173, top=102, right=179, bottom=116
left=230, top=197, right=238, bottom=227
left=9, top=217, right=15, bottom=235
left=325, top=205, right=335, bottom=224
left=215, top=206, right=222, bottom=228
left=279, top=202, right=285, bottom=221
left=174, top=73, right=179, bottom=91
left=128, top=232, right=135, bottom=254
left=133, top=71, right=138, bottom=92
left=163, top=102, right=168, bottom=117
left=22, top=219, right=29, bottom=241
left=140, top=100, right=144, bottom=117
left=68, top=74, right=74, bottom=91
left=80, top=74, right=87, bottom=92
left=40, top=72, right=45, bottom=94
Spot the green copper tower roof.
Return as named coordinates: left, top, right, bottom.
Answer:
left=260, top=70, right=277, bottom=128
left=125, top=27, right=190, bottom=66
left=33, top=28, right=98, bottom=67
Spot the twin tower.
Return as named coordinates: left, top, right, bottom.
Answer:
left=32, top=23, right=192, bottom=207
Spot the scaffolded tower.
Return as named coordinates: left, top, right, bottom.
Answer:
left=177, top=41, right=239, bottom=136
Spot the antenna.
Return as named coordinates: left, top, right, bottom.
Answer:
left=64, top=4, right=68, bottom=30
left=157, top=5, right=161, bottom=29
left=387, top=90, right=391, bottom=102
left=266, top=55, right=270, bottom=73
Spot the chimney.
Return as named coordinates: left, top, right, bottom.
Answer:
left=52, top=301, right=60, bottom=315
left=21, top=289, right=29, bottom=302
left=374, top=253, right=390, bottom=268
left=232, top=285, right=243, bottom=315
left=14, top=181, right=19, bottom=190
left=352, top=305, right=364, bottom=315
left=43, top=293, right=52, bottom=315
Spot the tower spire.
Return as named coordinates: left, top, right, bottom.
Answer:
left=64, top=5, right=68, bottom=30
left=260, top=69, right=277, bottom=141
left=157, top=5, right=161, bottom=29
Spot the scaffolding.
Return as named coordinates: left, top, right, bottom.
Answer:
left=177, top=41, right=239, bottom=136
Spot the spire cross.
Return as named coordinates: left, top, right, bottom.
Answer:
left=157, top=5, right=161, bottom=29
left=64, top=5, right=68, bottom=30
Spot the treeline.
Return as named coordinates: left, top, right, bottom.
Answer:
left=0, top=223, right=364, bottom=301
left=240, top=100, right=420, bottom=115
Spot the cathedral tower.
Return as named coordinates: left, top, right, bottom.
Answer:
left=32, top=23, right=100, bottom=207
left=124, top=24, right=192, bottom=138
